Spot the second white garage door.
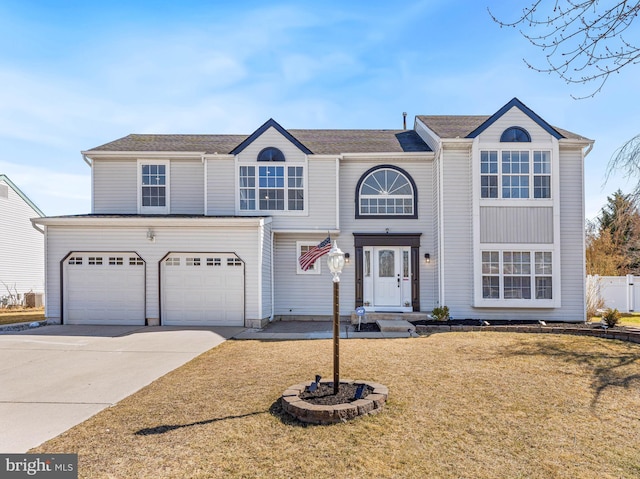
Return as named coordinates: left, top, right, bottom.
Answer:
left=161, top=253, right=245, bottom=326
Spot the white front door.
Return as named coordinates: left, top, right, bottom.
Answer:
left=364, top=246, right=412, bottom=311
left=374, top=248, right=401, bottom=307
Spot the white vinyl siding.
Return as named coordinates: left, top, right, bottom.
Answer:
left=559, top=146, right=586, bottom=320
left=92, top=160, right=137, bottom=214
left=170, top=160, right=204, bottom=214
left=274, top=234, right=333, bottom=316
left=440, top=146, right=474, bottom=311
left=0, top=178, right=44, bottom=297
left=207, top=158, right=236, bottom=215
left=480, top=207, right=553, bottom=243
left=260, top=222, right=273, bottom=319
left=338, top=158, right=437, bottom=314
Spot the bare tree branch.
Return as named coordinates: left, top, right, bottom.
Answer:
left=489, top=1, right=640, bottom=98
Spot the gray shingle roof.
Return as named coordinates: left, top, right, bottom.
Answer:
left=417, top=115, right=588, bottom=141
left=88, top=129, right=432, bottom=155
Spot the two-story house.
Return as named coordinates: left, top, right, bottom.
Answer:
left=33, top=98, right=593, bottom=327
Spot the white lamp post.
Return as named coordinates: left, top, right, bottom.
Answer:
left=326, top=241, right=345, bottom=394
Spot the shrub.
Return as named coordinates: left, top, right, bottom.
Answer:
left=601, top=308, right=621, bottom=328
left=431, top=306, right=450, bottom=321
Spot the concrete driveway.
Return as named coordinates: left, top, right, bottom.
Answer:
left=0, top=324, right=243, bottom=453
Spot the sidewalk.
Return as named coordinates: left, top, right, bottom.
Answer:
left=233, top=320, right=414, bottom=340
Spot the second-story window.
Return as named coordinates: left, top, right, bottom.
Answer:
left=239, top=165, right=305, bottom=212
left=480, top=150, right=551, bottom=199
left=355, top=165, right=417, bottom=218
left=139, top=160, right=169, bottom=214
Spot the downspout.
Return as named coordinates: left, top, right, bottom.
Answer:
left=335, top=156, right=341, bottom=231
left=31, top=219, right=44, bottom=234
left=270, top=227, right=275, bottom=322
left=82, top=153, right=94, bottom=213
left=437, top=145, right=445, bottom=306
left=203, top=155, right=208, bottom=216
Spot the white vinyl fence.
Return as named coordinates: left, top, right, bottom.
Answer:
left=587, top=275, right=640, bottom=313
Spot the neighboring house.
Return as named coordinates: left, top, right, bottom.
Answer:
left=33, top=98, right=593, bottom=326
left=0, top=174, right=44, bottom=304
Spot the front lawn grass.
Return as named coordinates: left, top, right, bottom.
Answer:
left=0, top=307, right=44, bottom=325
left=32, top=333, right=640, bottom=478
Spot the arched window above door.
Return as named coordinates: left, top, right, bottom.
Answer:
left=355, top=165, right=417, bottom=218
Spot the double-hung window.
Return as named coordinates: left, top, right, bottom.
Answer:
left=139, top=160, right=169, bottom=214
left=481, top=250, right=553, bottom=301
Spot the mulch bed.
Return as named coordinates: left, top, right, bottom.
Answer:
left=299, top=383, right=373, bottom=405
left=353, top=322, right=380, bottom=332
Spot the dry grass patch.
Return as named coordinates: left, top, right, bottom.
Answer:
left=0, top=307, right=44, bottom=325
left=32, top=333, right=640, bottom=478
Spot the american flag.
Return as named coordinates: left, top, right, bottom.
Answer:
left=299, top=236, right=332, bottom=271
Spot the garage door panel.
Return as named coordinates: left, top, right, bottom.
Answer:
left=64, top=254, right=145, bottom=325
left=162, top=253, right=244, bottom=327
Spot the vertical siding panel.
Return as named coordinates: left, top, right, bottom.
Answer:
left=480, top=207, right=554, bottom=243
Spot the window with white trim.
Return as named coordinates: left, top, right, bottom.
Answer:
left=480, top=150, right=551, bottom=199
left=139, top=160, right=169, bottom=213
left=296, top=242, right=322, bottom=274
left=481, top=250, right=552, bottom=300
left=239, top=165, right=305, bottom=212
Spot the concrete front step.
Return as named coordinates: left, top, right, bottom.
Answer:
left=376, top=319, right=416, bottom=333
left=350, top=311, right=429, bottom=324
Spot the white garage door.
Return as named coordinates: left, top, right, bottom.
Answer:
left=162, top=253, right=244, bottom=326
left=64, top=253, right=146, bottom=325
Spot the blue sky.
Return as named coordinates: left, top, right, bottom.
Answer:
left=0, top=0, right=638, bottom=218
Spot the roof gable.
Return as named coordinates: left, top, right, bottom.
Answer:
left=466, top=98, right=564, bottom=140
left=230, top=118, right=313, bottom=155
left=0, top=174, right=44, bottom=217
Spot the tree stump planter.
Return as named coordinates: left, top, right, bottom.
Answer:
left=281, top=380, right=388, bottom=424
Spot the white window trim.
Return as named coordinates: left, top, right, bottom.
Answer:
left=137, top=159, right=170, bottom=214
left=473, top=245, right=560, bottom=308
left=479, top=148, right=553, bottom=201
left=235, top=157, right=308, bottom=216
left=296, top=241, right=322, bottom=274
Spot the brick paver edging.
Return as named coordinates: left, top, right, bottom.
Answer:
left=415, top=324, right=640, bottom=343
left=281, top=380, right=389, bottom=425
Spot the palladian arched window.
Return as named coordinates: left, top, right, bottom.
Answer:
left=355, top=165, right=417, bottom=218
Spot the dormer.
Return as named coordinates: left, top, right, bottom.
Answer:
left=231, top=119, right=312, bottom=216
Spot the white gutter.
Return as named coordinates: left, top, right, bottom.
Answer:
left=82, top=150, right=207, bottom=160
left=82, top=154, right=92, bottom=167
left=32, top=216, right=272, bottom=228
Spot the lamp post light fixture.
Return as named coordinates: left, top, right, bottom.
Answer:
left=326, top=240, right=345, bottom=394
